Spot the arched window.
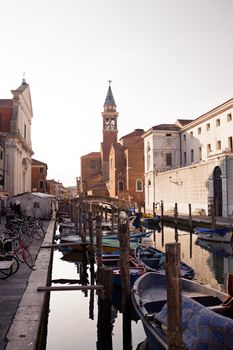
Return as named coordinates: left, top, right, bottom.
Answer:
left=118, top=180, right=124, bottom=191
left=136, top=179, right=143, bottom=192
left=148, top=180, right=151, bottom=186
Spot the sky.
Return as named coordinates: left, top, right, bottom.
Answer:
left=1, top=0, right=233, bottom=187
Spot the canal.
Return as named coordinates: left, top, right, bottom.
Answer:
left=45, top=225, right=233, bottom=349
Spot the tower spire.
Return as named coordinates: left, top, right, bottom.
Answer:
left=104, top=80, right=116, bottom=107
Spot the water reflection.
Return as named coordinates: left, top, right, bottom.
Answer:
left=46, top=226, right=233, bottom=349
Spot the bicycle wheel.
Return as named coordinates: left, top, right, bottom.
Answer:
left=0, top=256, right=19, bottom=279
left=22, top=247, right=34, bottom=268
left=14, top=247, right=25, bottom=263
left=31, top=225, right=45, bottom=240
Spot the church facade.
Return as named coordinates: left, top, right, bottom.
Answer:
left=79, top=83, right=145, bottom=209
left=0, top=80, right=34, bottom=197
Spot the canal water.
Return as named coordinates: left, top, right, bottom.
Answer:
left=45, top=225, right=233, bottom=349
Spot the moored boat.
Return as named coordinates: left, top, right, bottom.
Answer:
left=99, top=252, right=146, bottom=286
left=194, top=226, right=233, bottom=243
left=132, top=272, right=233, bottom=350
left=135, top=244, right=195, bottom=280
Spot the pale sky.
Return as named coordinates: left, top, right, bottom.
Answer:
left=1, top=0, right=233, bottom=186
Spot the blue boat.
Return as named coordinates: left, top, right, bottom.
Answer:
left=194, top=226, right=233, bottom=243
left=132, top=272, right=233, bottom=350
left=135, top=245, right=195, bottom=280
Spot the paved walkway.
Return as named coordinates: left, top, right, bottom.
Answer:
left=0, top=219, right=54, bottom=350
left=164, top=212, right=233, bottom=227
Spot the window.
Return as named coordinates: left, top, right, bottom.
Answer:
left=207, top=144, right=211, bottom=155
left=216, top=140, right=221, bottom=150
left=190, top=131, right=193, bottom=137
left=166, top=133, right=171, bottom=137
left=0, top=151, right=2, bottom=160
left=227, top=113, right=232, bottom=122
left=228, top=137, right=233, bottom=152
left=166, top=153, right=172, bottom=166
left=146, top=142, right=151, bottom=170
left=183, top=134, right=186, bottom=141
left=39, top=180, right=44, bottom=189
left=190, top=149, right=194, bottom=163
left=216, top=119, right=220, bottom=127
left=118, top=180, right=124, bottom=191
left=136, top=179, right=143, bottom=192
left=24, top=124, right=26, bottom=138
left=90, top=160, right=96, bottom=169
left=39, top=167, right=44, bottom=173
left=206, top=123, right=210, bottom=131
left=198, top=127, right=201, bottom=135
left=183, top=152, right=187, bottom=165
left=199, top=147, right=202, bottom=161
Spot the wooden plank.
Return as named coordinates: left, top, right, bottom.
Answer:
left=41, top=242, right=89, bottom=248
left=37, top=284, right=104, bottom=292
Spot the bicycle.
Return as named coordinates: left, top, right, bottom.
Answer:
left=0, top=236, right=19, bottom=279
left=12, top=233, right=34, bottom=268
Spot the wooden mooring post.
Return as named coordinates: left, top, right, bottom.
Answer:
left=161, top=200, right=164, bottom=246
left=96, top=215, right=103, bottom=269
left=174, top=203, right=178, bottom=242
left=97, top=267, right=113, bottom=350
left=119, top=222, right=132, bottom=350
left=166, top=243, right=182, bottom=350
left=188, top=203, right=192, bottom=232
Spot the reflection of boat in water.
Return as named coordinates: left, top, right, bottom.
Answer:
left=132, top=272, right=233, bottom=350
left=195, top=238, right=233, bottom=257
left=194, top=226, right=233, bottom=243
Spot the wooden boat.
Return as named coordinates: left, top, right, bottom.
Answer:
left=132, top=272, right=233, bottom=350
left=99, top=252, right=146, bottom=286
left=135, top=245, right=195, bottom=280
left=194, top=226, right=233, bottom=243
left=60, top=235, right=139, bottom=254
left=129, top=214, right=161, bottom=232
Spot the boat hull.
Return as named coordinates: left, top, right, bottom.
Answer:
left=195, top=226, right=233, bottom=243
left=132, top=272, right=233, bottom=350
left=135, top=245, right=195, bottom=280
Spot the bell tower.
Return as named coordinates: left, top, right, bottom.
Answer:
left=101, top=81, right=118, bottom=182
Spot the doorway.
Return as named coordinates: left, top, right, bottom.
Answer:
left=213, top=166, right=222, bottom=216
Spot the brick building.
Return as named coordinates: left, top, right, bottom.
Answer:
left=31, top=158, right=48, bottom=193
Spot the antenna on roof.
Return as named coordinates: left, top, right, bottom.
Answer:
left=108, top=79, right=112, bottom=86
left=22, top=71, right=26, bottom=84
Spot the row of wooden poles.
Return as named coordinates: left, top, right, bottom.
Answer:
left=39, top=201, right=203, bottom=350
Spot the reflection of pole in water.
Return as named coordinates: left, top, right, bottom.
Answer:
left=89, top=256, right=95, bottom=320
left=189, top=232, right=193, bottom=259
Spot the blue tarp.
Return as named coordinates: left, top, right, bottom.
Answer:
left=156, top=296, right=233, bottom=349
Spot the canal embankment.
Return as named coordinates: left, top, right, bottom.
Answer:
left=0, top=219, right=56, bottom=350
